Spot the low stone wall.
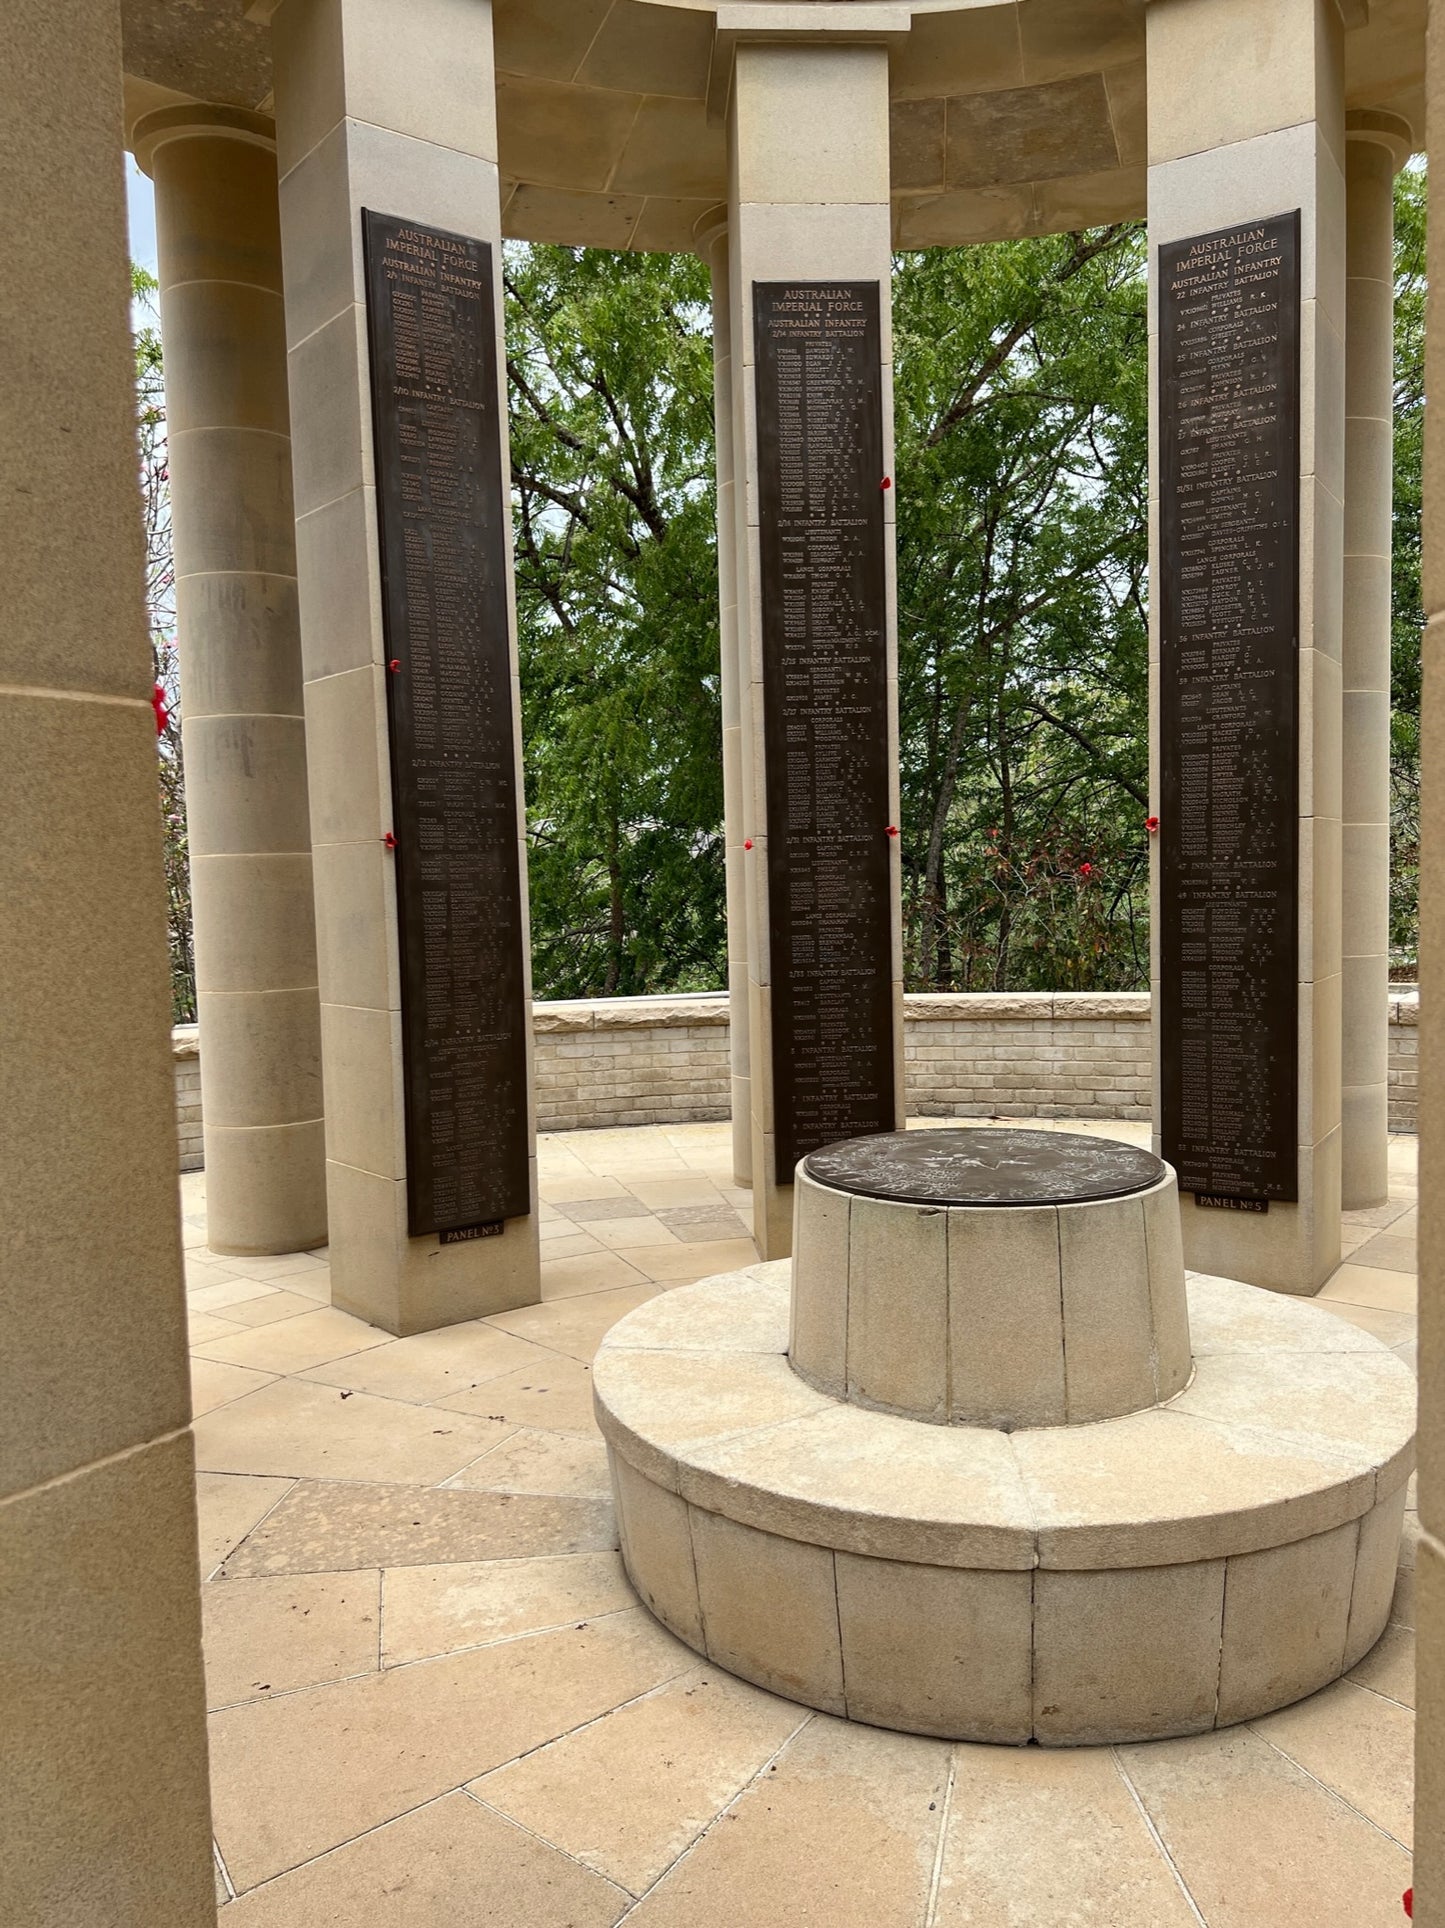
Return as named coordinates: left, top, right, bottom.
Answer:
left=905, top=992, right=1152, bottom=1121
left=1389, top=989, right=1419, bottom=1132
left=534, top=996, right=732, bottom=1131
left=171, top=989, right=1421, bottom=1167
left=174, top=1025, right=203, bottom=1171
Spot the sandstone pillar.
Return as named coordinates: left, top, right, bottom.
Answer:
left=697, top=208, right=753, bottom=1189
left=270, top=0, right=540, bottom=1333
left=726, top=31, right=906, bottom=1257
left=1415, top=7, right=1445, bottom=1916
left=1147, top=0, right=1346, bottom=1294
left=134, top=105, right=327, bottom=1257
left=1341, top=114, right=1411, bottom=1208
left=0, top=1, right=214, bottom=1918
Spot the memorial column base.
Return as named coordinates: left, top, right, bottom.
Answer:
left=1148, top=0, right=1346, bottom=1296
left=727, top=38, right=906, bottom=1260
left=272, top=0, right=539, bottom=1335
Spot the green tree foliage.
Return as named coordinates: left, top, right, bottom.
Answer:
left=893, top=226, right=1151, bottom=990
left=1390, top=163, right=1425, bottom=969
left=144, top=194, right=1425, bottom=1007
left=506, top=245, right=726, bottom=996
left=509, top=195, right=1424, bottom=995
left=133, top=264, right=195, bottom=1020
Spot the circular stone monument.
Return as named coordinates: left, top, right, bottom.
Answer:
left=593, top=1130, right=1415, bottom=1745
left=791, top=1129, right=1190, bottom=1427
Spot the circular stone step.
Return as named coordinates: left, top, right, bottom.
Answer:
left=593, top=1264, right=1414, bottom=1746
left=792, top=1130, right=1190, bottom=1428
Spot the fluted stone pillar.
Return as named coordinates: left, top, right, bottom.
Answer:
left=135, top=106, right=327, bottom=1257
left=271, top=0, right=540, bottom=1333
left=726, top=33, right=906, bottom=1258
left=1, top=0, right=214, bottom=1916
left=697, top=209, right=752, bottom=1189
left=1341, top=113, right=1412, bottom=1209
left=1147, top=0, right=1346, bottom=1295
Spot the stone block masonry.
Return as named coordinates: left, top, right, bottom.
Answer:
left=905, top=993, right=1154, bottom=1123
left=173, top=1025, right=203, bottom=1171
left=532, top=996, right=733, bottom=1132
left=171, top=990, right=1420, bottom=1167
left=1387, top=990, right=1419, bottom=1133
left=596, top=1260, right=1414, bottom=1744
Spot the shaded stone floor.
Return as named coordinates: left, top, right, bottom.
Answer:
left=186, top=1120, right=1419, bottom=1924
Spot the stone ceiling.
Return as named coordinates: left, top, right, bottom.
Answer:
left=120, top=0, right=1427, bottom=252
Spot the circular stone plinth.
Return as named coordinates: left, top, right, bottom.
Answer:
left=803, top=1128, right=1166, bottom=1206
left=791, top=1135, right=1190, bottom=1429
left=594, top=1265, right=1414, bottom=1747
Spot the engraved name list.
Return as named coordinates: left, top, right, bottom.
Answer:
left=754, top=281, right=896, bottom=1181
left=1158, top=212, right=1302, bottom=1202
left=363, top=210, right=530, bottom=1237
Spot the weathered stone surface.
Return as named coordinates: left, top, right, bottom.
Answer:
left=676, top=1399, right=1036, bottom=1570
left=602, top=1269, right=790, bottom=1356
left=596, top=1267, right=1414, bottom=1742
left=804, top=1126, right=1165, bottom=1207
left=791, top=1156, right=1188, bottom=1428
left=1216, top=1521, right=1356, bottom=1724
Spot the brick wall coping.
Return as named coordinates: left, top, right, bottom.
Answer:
left=533, top=992, right=729, bottom=1032
left=905, top=991, right=1150, bottom=1022
left=169, top=988, right=1418, bottom=1052
left=531, top=991, right=1162, bottom=1030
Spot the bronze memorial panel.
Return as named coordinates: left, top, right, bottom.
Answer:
left=804, top=1129, right=1165, bottom=1207
left=363, top=210, right=530, bottom=1237
left=1158, top=212, right=1301, bottom=1203
left=754, top=281, right=896, bottom=1182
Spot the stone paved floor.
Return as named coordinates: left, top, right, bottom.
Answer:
left=185, top=1120, right=1420, bottom=1925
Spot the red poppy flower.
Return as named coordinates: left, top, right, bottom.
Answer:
left=1079, top=862, right=1093, bottom=877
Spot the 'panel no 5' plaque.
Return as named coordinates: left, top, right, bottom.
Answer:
left=363, top=209, right=530, bottom=1238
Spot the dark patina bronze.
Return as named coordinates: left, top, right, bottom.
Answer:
left=753, top=280, right=896, bottom=1183
left=363, top=210, right=530, bottom=1237
left=803, top=1129, right=1166, bottom=1207
left=1157, top=211, right=1301, bottom=1203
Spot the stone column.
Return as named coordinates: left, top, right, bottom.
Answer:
left=726, top=32, right=906, bottom=1258
left=697, top=208, right=752, bottom=1189
left=1341, top=114, right=1412, bottom=1209
left=1415, top=5, right=1445, bottom=1911
left=0, top=0, right=214, bottom=1918
left=1147, top=0, right=1346, bottom=1295
left=134, top=106, right=327, bottom=1257
left=270, top=0, right=540, bottom=1334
